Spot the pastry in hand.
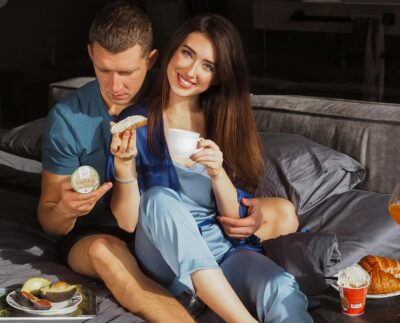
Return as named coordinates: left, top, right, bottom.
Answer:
left=110, top=115, right=148, bottom=136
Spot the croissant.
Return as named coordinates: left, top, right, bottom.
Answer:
left=358, top=255, right=400, bottom=294
left=368, top=269, right=400, bottom=294
left=359, top=255, right=400, bottom=276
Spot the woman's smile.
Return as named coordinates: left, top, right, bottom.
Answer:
left=176, top=72, right=196, bottom=89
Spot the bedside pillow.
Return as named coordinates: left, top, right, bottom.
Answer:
left=262, top=231, right=340, bottom=297
left=0, top=150, right=41, bottom=173
left=0, top=118, right=45, bottom=161
left=0, top=150, right=42, bottom=196
left=260, top=133, right=366, bottom=215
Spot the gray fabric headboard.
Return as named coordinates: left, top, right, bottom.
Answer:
left=251, top=95, right=400, bottom=194
left=48, top=79, right=398, bottom=194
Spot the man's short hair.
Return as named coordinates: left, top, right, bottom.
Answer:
left=89, top=1, right=153, bottom=56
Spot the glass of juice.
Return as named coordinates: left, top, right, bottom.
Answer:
left=388, top=184, right=400, bottom=225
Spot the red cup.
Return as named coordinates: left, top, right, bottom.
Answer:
left=339, top=284, right=368, bottom=316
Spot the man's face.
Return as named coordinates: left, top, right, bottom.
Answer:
left=88, top=42, right=150, bottom=110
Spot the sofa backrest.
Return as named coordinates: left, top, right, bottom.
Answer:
left=48, top=77, right=96, bottom=109
left=252, top=95, right=400, bottom=194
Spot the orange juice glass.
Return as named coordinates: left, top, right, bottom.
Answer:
left=388, top=184, right=400, bottom=225
left=389, top=204, right=400, bottom=225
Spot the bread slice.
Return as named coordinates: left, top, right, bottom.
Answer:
left=110, top=115, right=148, bottom=135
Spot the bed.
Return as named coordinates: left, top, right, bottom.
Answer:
left=0, top=79, right=399, bottom=322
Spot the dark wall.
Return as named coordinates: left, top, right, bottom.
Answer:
left=2, top=0, right=399, bottom=127
left=0, top=0, right=105, bottom=125
left=0, top=0, right=103, bottom=71
left=0, top=0, right=257, bottom=126
left=0, top=0, right=261, bottom=126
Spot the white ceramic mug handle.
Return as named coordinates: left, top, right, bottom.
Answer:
left=193, top=147, right=204, bottom=154
left=191, top=138, right=204, bottom=155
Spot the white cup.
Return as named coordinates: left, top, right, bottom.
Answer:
left=168, top=128, right=201, bottom=158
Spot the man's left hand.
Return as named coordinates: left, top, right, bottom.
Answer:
left=217, top=197, right=262, bottom=239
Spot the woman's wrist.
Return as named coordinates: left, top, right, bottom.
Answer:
left=114, top=175, right=137, bottom=184
left=114, top=156, right=136, bottom=169
left=209, top=167, right=224, bottom=179
left=114, top=158, right=136, bottom=180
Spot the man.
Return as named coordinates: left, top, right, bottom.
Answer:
left=38, top=2, right=194, bottom=322
left=38, top=1, right=298, bottom=322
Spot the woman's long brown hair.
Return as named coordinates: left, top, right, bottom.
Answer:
left=148, top=14, right=263, bottom=193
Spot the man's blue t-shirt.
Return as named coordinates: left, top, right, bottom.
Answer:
left=42, top=80, right=116, bottom=182
left=42, top=80, right=117, bottom=227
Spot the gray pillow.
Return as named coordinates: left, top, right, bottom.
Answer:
left=0, top=118, right=45, bottom=161
left=262, top=231, right=340, bottom=297
left=260, top=133, right=366, bottom=215
left=0, top=151, right=42, bottom=196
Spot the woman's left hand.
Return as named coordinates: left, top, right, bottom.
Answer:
left=190, top=139, right=223, bottom=177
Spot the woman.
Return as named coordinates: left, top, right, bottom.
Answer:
left=108, top=14, right=312, bottom=323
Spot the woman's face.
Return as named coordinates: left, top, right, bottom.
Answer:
left=167, top=32, right=217, bottom=99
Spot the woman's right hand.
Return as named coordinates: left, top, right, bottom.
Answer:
left=110, top=122, right=137, bottom=162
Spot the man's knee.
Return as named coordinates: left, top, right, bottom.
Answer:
left=258, top=197, right=299, bottom=239
left=86, top=238, right=145, bottom=300
left=277, top=198, right=298, bottom=233
left=87, top=236, right=127, bottom=268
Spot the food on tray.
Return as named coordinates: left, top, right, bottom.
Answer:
left=16, top=290, right=37, bottom=307
left=337, top=265, right=370, bottom=288
left=358, top=255, right=400, bottom=294
left=359, top=255, right=400, bottom=276
left=70, top=165, right=100, bottom=194
left=17, top=277, right=77, bottom=310
left=110, top=115, right=148, bottom=136
left=40, top=281, right=77, bottom=302
left=18, top=291, right=52, bottom=310
left=21, top=277, right=51, bottom=296
left=367, top=269, right=400, bottom=294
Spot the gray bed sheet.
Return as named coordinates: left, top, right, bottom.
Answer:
left=0, top=187, right=145, bottom=323
left=0, top=182, right=398, bottom=322
left=299, top=189, right=400, bottom=276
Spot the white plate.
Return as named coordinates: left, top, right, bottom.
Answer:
left=6, top=290, right=82, bottom=316
left=330, top=280, right=400, bottom=299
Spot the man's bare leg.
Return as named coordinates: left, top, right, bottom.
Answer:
left=256, top=197, right=299, bottom=241
left=68, top=234, right=194, bottom=323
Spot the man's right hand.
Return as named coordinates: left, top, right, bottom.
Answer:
left=217, top=197, right=262, bottom=239
left=38, top=170, right=113, bottom=235
left=57, top=180, right=113, bottom=218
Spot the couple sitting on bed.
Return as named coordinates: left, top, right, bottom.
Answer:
left=38, top=1, right=312, bottom=322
